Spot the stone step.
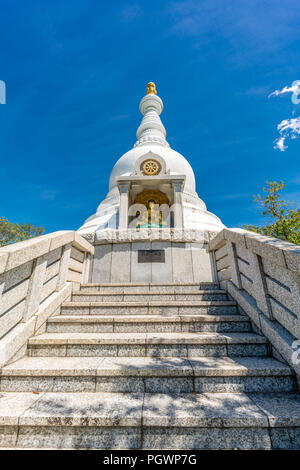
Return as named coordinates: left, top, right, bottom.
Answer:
left=80, top=282, right=220, bottom=293
left=47, top=315, right=252, bottom=333
left=1, top=391, right=300, bottom=449
left=60, top=301, right=238, bottom=316
left=72, top=290, right=228, bottom=302
left=28, top=332, right=268, bottom=358
left=0, top=356, right=294, bottom=394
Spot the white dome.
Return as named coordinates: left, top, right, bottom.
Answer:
left=109, top=144, right=196, bottom=195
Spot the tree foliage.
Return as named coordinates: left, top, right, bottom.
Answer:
left=243, top=181, right=300, bottom=245
left=0, top=217, right=45, bottom=247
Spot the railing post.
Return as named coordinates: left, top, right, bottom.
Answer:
left=248, top=251, right=274, bottom=320
left=23, top=254, right=48, bottom=322
left=82, top=252, right=91, bottom=283
left=0, top=277, right=5, bottom=302
left=226, top=241, right=242, bottom=289
left=56, top=243, right=72, bottom=291
left=290, top=272, right=300, bottom=319
left=209, top=250, right=218, bottom=283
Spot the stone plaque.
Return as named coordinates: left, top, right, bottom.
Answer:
left=138, top=249, right=165, bottom=263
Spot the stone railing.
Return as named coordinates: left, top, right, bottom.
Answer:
left=0, top=231, right=94, bottom=367
left=208, top=228, right=300, bottom=378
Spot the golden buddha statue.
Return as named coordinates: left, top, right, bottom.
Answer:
left=148, top=200, right=161, bottom=226
left=134, top=189, right=170, bottom=228
left=136, top=200, right=168, bottom=228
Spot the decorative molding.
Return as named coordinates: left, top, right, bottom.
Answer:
left=90, top=228, right=212, bottom=245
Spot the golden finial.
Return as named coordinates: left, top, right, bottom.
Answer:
left=146, top=82, right=157, bottom=95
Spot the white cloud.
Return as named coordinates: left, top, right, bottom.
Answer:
left=273, top=117, right=300, bottom=151
left=269, top=80, right=300, bottom=104
left=278, top=117, right=300, bottom=135
left=274, top=136, right=287, bottom=152
left=270, top=80, right=300, bottom=151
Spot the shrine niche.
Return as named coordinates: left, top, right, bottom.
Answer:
left=133, top=189, right=170, bottom=228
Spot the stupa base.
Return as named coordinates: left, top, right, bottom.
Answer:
left=79, top=229, right=217, bottom=283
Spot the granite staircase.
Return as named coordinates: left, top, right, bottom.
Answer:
left=1, top=282, right=300, bottom=449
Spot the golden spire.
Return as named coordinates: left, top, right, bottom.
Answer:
left=146, top=82, right=157, bottom=95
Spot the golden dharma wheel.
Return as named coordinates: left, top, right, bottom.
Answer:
left=142, top=159, right=160, bottom=176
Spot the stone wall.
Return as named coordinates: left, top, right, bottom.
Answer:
left=208, top=228, right=300, bottom=379
left=91, top=241, right=213, bottom=284
left=0, top=231, right=94, bottom=367
left=83, top=228, right=216, bottom=284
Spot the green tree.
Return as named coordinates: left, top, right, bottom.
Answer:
left=0, top=217, right=45, bottom=247
left=243, top=181, right=300, bottom=245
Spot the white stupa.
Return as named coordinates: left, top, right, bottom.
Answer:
left=78, top=82, right=224, bottom=237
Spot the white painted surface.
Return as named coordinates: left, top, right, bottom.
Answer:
left=78, top=87, right=225, bottom=235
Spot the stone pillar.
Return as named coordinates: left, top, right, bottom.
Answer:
left=248, top=251, right=274, bottom=320
left=172, top=179, right=184, bottom=228
left=226, top=241, right=243, bottom=290
left=23, top=254, right=48, bottom=322
left=56, top=243, right=72, bottom=292
left=209, top=251, right=218, bottom=283
left=117, top=182, right=131, bottom=229
left=82, top=252, right=91, bottom=283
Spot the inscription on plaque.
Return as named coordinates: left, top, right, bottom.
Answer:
left=138, top=249, right=165, bottom=263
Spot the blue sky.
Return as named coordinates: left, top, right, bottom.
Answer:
left=0, top=0, right=299, bottom=233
